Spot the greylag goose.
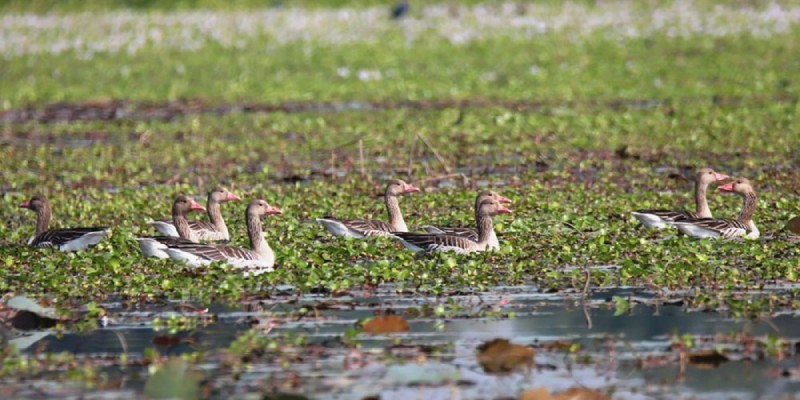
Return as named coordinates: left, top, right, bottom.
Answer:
left=631, top=168, right=729, bottom=229
left=422, top=190, right=512, bottom=250
left=20, top=195, right=110, bottom=252
left=393, top=198, right=512, bottom=253
left=316, top=179, right=420, bottom=238
left=148, top=186, right=240, bottom=242
left=136, top=195, right=207, bottom=258
left=672, top=178, right=759, bottom=239
left=163, top=199, right=282, bottom=276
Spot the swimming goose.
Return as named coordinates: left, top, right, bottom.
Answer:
left=148, top=186, right=240, bottom=242
left=672, top=178, right=759, bottom=239
left=136, top=195, right=207, bottom=258
left=631, top=168, right=729, bottom=229
left=20, top=194, right=110, bottom=252
left=393, top=198, right=512, bottom=253
left=164, top=199, right=282, bottom=276
left=316, top=179, right=420, bottom=238
left=422, top=190, right=512, bottom=250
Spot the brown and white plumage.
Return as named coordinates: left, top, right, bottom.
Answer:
left=672, top=178, right=760, bottom=239
left=136, top=195, right=207, bottom=258
left=148, top=186, right=240, bottom=242
left=19, top=195, right=110, bottom=252
left=631, top=168, right=729, bottom=229
left=393, top=198, right=512, bottom=253
left=164, top=199, right=282, bottom=276
left=316, top=179, right=420, bottom=238
left=422, top=190, right=512, bottom=249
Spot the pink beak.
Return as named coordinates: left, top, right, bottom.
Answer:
left=226, top=192, right=241, bottom=201
left=496, top=194, right=513, bottom=204
left=718, top=182, right=735, bottom=192
left=404, top=184, right=421, bottom=194
left=189, top=199, right=207, bottom=211
left=19, top=200, right=30, bottom=209
left=266, top=205, right=283, bottom=215
left=497, top=204, right=513, bottom=214
left=713, top=172, right=730, bottom=182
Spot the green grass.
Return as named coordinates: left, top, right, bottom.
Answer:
left=3, top=35, right=799, bottom=107
left=1, top=2, right=799, bottom=312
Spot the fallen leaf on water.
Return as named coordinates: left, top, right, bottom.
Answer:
left=362, top=315, right=409, bottom=335
left=688, top=350, right=729, bottom=368
left=519, top=387, right=610, bottom=400
left=476, top=338, right=534, bottom=373
left=554, top=388, right=611, bottom=400
left=152, top=335, right=182, bottom=347
left=519, top=387, right=551, bottom=400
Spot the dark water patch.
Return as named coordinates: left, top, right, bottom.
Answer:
left=2, top=94, right=798, bottom=124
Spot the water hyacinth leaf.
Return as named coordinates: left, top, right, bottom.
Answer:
left=144, top=358, right=202, bottom=400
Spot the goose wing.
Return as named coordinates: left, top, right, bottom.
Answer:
left=423, top=226, right=479, bottom=242
left=679, top=218, right=748, bottom=238
left=31, top=227, right=108, bottom=247
left=337, top=218, right=394, bottom=236
left=632, top=209, right=698, bottom=222
left=166, top=242, right=257, bottom=261
left=393, top=232, right=478, bottom=253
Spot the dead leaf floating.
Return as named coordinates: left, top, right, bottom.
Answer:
left=362, top=315, right=409, bottom=335
left=476, top=338, right=534, bottom=373
left=520, top=387, right=610, bottom=400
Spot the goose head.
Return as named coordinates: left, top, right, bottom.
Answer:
left=247, top=199, right=283, bottom=218
left=211, top=186, right=241, bottom=202
left=386, top=179, right=420, bottom=196
left=696, top=168, right=729, bottom=185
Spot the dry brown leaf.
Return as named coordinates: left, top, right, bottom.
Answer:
left=519, top=387, right=553, bottom=400
left=362, top=315, right=409, bottom=335
left=554, top=387, right=610, bottom=400
left=476, top=338, right=535, bottom=373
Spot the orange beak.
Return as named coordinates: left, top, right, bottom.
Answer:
left=19, top=200, right=30, bottom=209
left=496, top=194, right=513, bottom=204
left=497, top=204, right=513, bottom=214
left=266, top=205, right=283, bottom=215
left=226, top=192, right=241, bottom=201
left=713, top=172, right=730, bottom=182
left=718, top=182, right=735, bottom=192
left=189, top=199, right=206, bottom=211
left=404, top=184, right=421, bottom=194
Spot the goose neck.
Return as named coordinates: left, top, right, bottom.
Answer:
left=35, top=203, right=52, bottom=235
left=694, top=179, right=712, bottom=218
left=385, top=193, right=407, bottom=232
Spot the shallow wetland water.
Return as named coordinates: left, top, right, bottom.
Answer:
left=5, top=284, right=798, bottom=399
